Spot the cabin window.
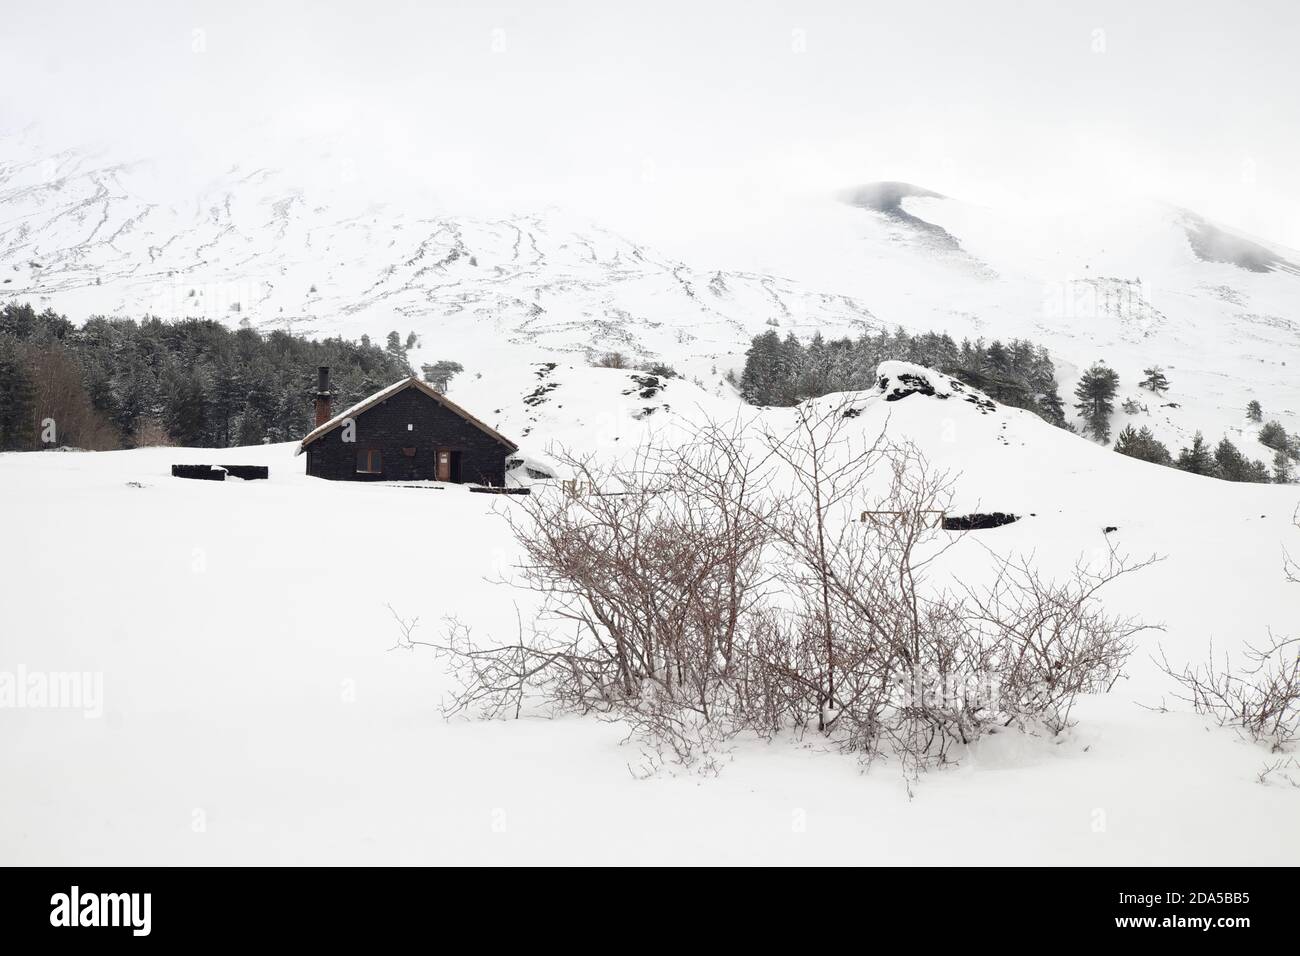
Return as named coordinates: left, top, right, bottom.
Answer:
left=356, top=449, right=382, bottom=474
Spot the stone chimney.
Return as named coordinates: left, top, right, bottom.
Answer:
left=314, top=366, right=332, bottom=427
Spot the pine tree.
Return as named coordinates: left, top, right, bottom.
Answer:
left=1114, top=425, right=1142, bottom=460
left=1176, top=432, right=1217, bottom=476
left=1274, top=448, right=1293, bottom=483
left=210, top=356, right=243, bottom=447
left=1214, top=437, right=1248, bottom=481
left=236, top=410, right=265, bottom=446
left=1039, top=387, right=1067, bottom=427
left=778, top=333, right=805, bottom=404
left=164, top=366, right=211, bottom=445
left=421, top=360, right=464, bottom=394
left=241, top=360, right=279, bottom=438
left=739, top=330, right=783, bottom=405
left=1246, top=400, right=1263, bottom=423
left=986, top=340, right=1010, bottom=375
left=0, top=337, right=35, bottom=449
left=1258, top=421, right=1290, bottom=452
left=1115, top=425, right=1172, bottom=466
left=1139, top=366, right=1170, bottom=394
left=801, top=331, right=828, bottom=399
left=82, top=356, right=115, bottom=418
left=111, top=354, right=155, bottom=443
left=1243, top=459, right=1272, bottom=483
left=1073, top=362, right=1120, bottom=443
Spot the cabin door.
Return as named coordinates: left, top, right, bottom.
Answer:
left=435, top=448, right=452, bottom=482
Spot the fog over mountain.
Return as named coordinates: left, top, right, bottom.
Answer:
left=4, top=0, right=1298, bottom=246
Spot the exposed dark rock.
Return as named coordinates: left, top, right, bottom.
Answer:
left=880, top=372, right=936, bottom=400
left=171, top=464, right=225, bottom=481
left=1182, top=212, right=1300, bottom=275
left=221, top=465, right=269, bottom=480
left=842, top=182, right=963, bottom=251
left=623, top=374, right=664, bottom=399
left=943, top=512, right=1020, bottom=531
left=523, top=381, right=559, bottom=406
left=878, top=370, right=997, bottom=413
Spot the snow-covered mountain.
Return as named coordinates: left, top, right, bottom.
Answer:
left=0, top=136, right=878, bottom=366
left=4, top=131, right=1300, bottom=462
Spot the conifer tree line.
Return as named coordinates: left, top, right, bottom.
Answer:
left=1114, top=426, right=1279, bottom=482
left=738, top=327, right=1068, bottom=426
left=1075, top=360, right=1292, bottom=483
left=0, top=303, right=412, bottom=450
left=735, top=331, right=1294, bottom=486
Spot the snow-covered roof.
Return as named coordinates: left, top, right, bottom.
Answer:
left=296, top=376, right=518, bottom=455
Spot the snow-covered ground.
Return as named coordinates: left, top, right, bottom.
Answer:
left=3, top=367, right=1297, bottom=864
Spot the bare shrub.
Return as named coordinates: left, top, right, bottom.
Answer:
left=26, top=344, right=119, bottom=450
left=1156, top=511, right=1300, bottom=757
left=132, top=418, right=175, bottom=447
left=391, top=419, right=783, bottom=766
left=757, top=401, right=1150, bottom=773
left=404, top=612, right=598, bottom=721
left=591, top=351, right=630, bottom=370
left=500, top=425, right=783, bottom=754
left=1257, top=756, right=1299, bottom=787
left=1157, top=636, right=1300, bottom=752
left=406, top=407, right=1152, bottom=778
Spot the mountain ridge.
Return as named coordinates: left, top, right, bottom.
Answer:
left=3, top=140, right=1300, bottom=467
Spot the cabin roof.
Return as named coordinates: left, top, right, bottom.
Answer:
left=296, top=377, right=518, bottom=455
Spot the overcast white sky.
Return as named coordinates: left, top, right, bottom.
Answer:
left=3, top=0, right=1298, bottom=246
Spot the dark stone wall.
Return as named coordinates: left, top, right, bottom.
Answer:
left=305, top=387, right=512, bottom=485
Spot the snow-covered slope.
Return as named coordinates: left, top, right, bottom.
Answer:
left=793, top=187, right=1300, bottom=460
left=3, top=362, right=1297, bottom=864
left=4, top=133, right=1300, bottom=465
left=0, top=137, right=877, bottom=381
